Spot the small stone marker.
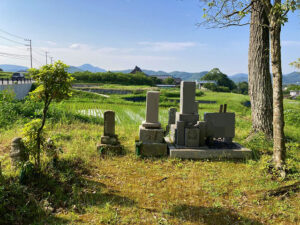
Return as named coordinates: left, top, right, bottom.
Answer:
left=97, top=110, right=123, bottom=155
left=10, top=137, right=28, bottom=167
left=168, top=108, right=177, bottom=125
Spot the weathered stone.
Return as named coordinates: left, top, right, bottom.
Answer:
left=176, top=121, right=185, bottom=146
left=142, top=91, right=161, bottom=128
left=195, top=121, right=207, bottom=146
left=185, top=128, right=200, bottom=147
left=104, top=111, right=115, bottom=136
left=180, top=81, right=196, bottom=114
left=138, top=142, right=167, bottom=157
left=168, top=108, right=177, bottom=125
left=10, top=137, right=28, bottom=166
left=139, top=126, right=164, bottom=143
left=204, top=113, right=235, bottom=138
left=169, top=124, right=177, bottom=143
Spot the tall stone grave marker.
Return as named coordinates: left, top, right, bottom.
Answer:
left=137, top=91, right=167, bottom=157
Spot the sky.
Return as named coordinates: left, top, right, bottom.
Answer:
left=0, top=0, right=299, bottom=75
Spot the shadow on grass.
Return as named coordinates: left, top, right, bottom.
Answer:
left=0, top=157, right=135, bottom=225
left=170, top=204, right=263, bottom=225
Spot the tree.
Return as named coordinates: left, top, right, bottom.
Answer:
left=199, top=0, right=273, bottom=138
left=0, top=68, right=3, bottom=72
left=163, top=77, right=175, bottom=85
left=236, top=81, right=249, bottom=95
left=260, top=0, right=297, bottom=176
left=290, top=58, right=300, bottom=69
left=26, top=61, right=73, bottom=168
left=201, top=68, right=237, bottom=90
left=200, top=0, right=298, bottom=176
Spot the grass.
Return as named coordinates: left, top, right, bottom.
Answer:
left=0, top=87, right=300, bottom=224
left=0, top=71, right=12, bottom=79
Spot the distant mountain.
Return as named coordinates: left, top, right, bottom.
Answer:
left=230, top=73, right=248, bottom=83
left=77, top=64, right=106, bottom=72
left=68, top=66, right=83, bottom=73
left=170, top=71, right=209, bottom=81
left=229, top=72, right=300, bottom=84
left=0, top=64, right=29, bottom=72
left=283, top=72, right=300, bottom=84
left=113, top=69, right=208, bottom=81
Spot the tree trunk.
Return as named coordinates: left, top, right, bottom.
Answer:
left=270, top=19, right=286, bottom=173
left=248, top=0, right=273, bottom=138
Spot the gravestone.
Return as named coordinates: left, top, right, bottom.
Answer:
left=10, top=137, right=28, bottom=167
left=97, top=110, right=123, bottom=155
left=137, top=91, right=167, bottom=157
left=165, top=81, right=252, bottom=159
left=166, top=107, right=177, bottom=134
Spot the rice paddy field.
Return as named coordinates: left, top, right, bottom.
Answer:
left=0, top=86, right=300, bottom=225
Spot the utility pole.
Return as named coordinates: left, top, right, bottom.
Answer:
left=45, top=51, right=49, bottom=65
left=25, top=39, right=32, bottom=68
left=50, top=56, right=53, bottom=64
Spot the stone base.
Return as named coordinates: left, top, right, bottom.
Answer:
left=139, top=126, right=164, bottom=143
left=176, top=113, right=199, bottom=124
left=101, top=135, right=119, bottom=145
left=97, top=144, right=123, bottom=155
left=136, top=142, right=168, bottom=157
left=142, top=121, right=161, bottom=129
left=166, top=141, right=251, bottom=159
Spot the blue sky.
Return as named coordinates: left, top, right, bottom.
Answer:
left=0, top=0, right=299, bottom=74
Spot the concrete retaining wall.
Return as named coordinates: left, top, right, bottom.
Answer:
left=0, top=83, right=32, bottom=100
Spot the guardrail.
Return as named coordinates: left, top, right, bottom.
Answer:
left=0, top=78, right=34, bottom=85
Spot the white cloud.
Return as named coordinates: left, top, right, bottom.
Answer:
left=138, top=41, right=198, bottom=51
left=282, top=40, right=300, bottom=47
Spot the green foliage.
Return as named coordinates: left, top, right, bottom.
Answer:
left=29, top=61, right=74, bottom=102
left=73, top=71, right=157, bottom=86
left=286, top=84, right=300, bottom=91
left=201, top=68, right=237, bottom=91
left=235, top=82, right=249, bottom=95
left=163, top=77, right=175, bottom=85
left=22, top=119, right=46, bottom=165
left=0, top=90, right=18, bottom=128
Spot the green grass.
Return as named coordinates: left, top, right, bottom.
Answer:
left=0, top=88, right=300, bottom=224
left=0, top=71, right=12, bottom=79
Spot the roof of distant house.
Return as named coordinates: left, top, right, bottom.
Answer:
left=130, top=66, right=144, bottom=74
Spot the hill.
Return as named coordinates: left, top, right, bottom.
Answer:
left=230, top=73, right=248, bottom=83
left=283, top=71, right=300, bottom=84
left=0, top=64, right=29, bottom=72
left=78, top=64, right=106, bottom=72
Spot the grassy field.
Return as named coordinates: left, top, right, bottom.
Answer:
left=0, top=86, right=299, bottom=224
left=0, top=71, right=12, bottom=79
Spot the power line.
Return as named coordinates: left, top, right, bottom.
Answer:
left=0, top=28, right=27, bottom=40
left=0, top=35, right=26, bottom=46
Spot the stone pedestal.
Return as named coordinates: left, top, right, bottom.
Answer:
left=136, top=142, right=168, bottom=157
left=97, top=111, right=123, bottom=155
left=139, top=126, right=164, bottom=143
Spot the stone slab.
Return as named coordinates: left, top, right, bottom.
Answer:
left=139, top=126, right=164, bottom=143
left=104, top=111, right=115, bottom=136
left=137, top=142, right=168, bottom=157
left=204, top=112, right=235, bottom=138
left=180, top=81, right=196, bottom=114
left=185, top=128, right=200, bottom=147
left=168, top=143, right=252, bottom=159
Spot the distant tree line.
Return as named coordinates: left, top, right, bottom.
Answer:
left=72, top=71, right=179, bottom=86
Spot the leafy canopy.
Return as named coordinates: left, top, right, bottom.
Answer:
left=29, top=61, right=74, bottom=103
